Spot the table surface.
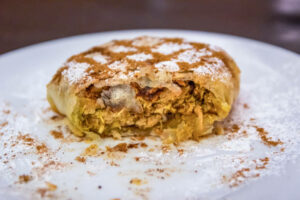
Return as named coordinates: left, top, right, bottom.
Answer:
left=0, top=0, right=299, bottom=55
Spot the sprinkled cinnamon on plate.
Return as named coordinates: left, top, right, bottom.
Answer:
left=255, top=157, right=269, bottom=170
left=223, top=156, right=270, bottom=188
left=36, top=143, right=48, bottom=154
left=225, top=168, right=251, bottom=187
left=254, top=126, right=283, bottom=147
left=17, top=134, right=35, bottom=145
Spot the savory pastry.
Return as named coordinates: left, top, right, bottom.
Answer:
left=47, top=36, right=240, bottom=143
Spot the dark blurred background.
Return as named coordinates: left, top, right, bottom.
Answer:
left=0, top=0, right=300, bottom=54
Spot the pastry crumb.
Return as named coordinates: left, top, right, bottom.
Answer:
left=130, top=178, right=147, bottom=186
left=18, top=175, right=32, bottom=183
left=75, top=156, right=86, bottom=163
left=50, top=130, right=64, bottom=139
left=106, top=143, right=128, bottom=153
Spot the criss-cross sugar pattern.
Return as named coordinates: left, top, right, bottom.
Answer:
left=61, top=36, right=230, bottom=85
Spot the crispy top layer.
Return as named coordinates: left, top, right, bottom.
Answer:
left=50, top=36, right=239, bottom=93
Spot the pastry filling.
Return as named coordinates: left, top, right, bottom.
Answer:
left=70, top=79, right=230, bottom=143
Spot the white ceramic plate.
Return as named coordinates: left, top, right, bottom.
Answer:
left=0, top=30, right=300, bottom=200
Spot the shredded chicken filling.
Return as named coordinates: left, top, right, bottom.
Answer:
left=72, top=80, right=227, bottom=141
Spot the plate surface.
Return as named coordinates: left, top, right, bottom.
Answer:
left=0, top=30, right=300, bottom=200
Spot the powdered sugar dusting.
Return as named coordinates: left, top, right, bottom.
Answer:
left=209, top=44, right=223, bottom=52
left=62, top=61, right=91, bottom=84
left=155, top=60, right=180, bottom=72
left=118, top=73, right=128, bottom=80
left=192, top=57, right=230, bottom=80
left=117, top=69, right=140, bottom=80
left=176, top=49, right=212, bottom=64
left=109, top=45, right=137, bottom=53
left=152, top=43, right=192, bottom=54
left=85, top=53, right=108, bottom=64
left=192, top=64, right=212, bottom=75
left=108, top=61, right=128, bottom=71
left=132, top=36, right=161, bottom=47
left=126, top=53, right=153, bottom=61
